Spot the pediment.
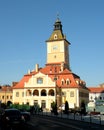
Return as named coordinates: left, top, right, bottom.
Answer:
left=24, top=72, right=55, bottom=87
left=34, top=72, right=46, bottom=78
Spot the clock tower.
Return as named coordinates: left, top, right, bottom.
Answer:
left=46, top=18, right=71, bottom=70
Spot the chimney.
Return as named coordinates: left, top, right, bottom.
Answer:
left=35, top=64, right=39, bottom=72
left=28, top=69, right=30, bottom=74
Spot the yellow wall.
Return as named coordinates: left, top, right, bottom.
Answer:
left=0, top=91, right=12, bottom=104
left=13, top=89, right=24, bottom=104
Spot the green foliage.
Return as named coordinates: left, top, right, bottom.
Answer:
left=64, top=101, right=69, bottom=114
left=80, top=101, right=86, bottom=115
left=9, top=103, right=30, bottom=111
left=51, top=101, right=58, bottom=115
left=51, top=101, right=56, bottom=108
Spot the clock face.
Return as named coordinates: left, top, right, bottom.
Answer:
left=52, top=45, right=58, bottom=50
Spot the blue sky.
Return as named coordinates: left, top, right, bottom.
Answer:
left=0, top=0, right=104, bottom=87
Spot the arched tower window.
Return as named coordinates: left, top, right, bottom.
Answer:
left=54, top=34, right=58, bottom=39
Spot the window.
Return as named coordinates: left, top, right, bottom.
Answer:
left=41, top=100, right=46, bottom=109
left=37, top=77, right=43, bottom=84
left=16, top=92, right=19, bottom=97
left=22, top=92, right=24, bottom=97
left=34, top=100, right=38, bottom=106
left=54, top=34, right=58, bottom=39
left=66, top=79, right=70, bottom=85
left=95, top=96, right=97, bottom=100
left=10, top=96, right=12, bottom=99
left=62, top=91, right=66, bottom=96
left=41, top=89, right=47, bottom=96
left=6, top=96, right=9, bottom=99
left=61, top=79, right=64, bottom=85
left=61, top=81, right=64, bottom=85
left=99, top=97, right=102, bottom=100
left=26, top=90, right=31, bottom=96
left=33, top=90, right=39, bottom=96
left=48, top=89, right=54, bottom=96
left=90, top=96, right=93, bottom=100
left=70, top=91, right=74, bottom=97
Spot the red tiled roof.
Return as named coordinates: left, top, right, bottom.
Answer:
left=1, top=86, right=13, bottom=91
left=12, top=64, right=86, bottom=90
left=13, top=75, right=31, bottom=89
left=88, top=87, right=104, bottom=93
left=39, top=65, right=62, bottom=74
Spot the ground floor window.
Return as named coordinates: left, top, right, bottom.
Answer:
left=34, top=100, right=38, bottom=106
left=41, top=100, right=46, bottom=109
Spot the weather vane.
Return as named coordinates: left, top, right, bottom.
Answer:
left=57, top=12, right=60, bottom=20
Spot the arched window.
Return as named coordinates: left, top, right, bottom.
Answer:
left=33, top=90, right=39, bottom=96
left=41, top=89, right=47, bottom=96
left=48, top=89, right=54, bottom=96
left=26, top=90, right=32, bottom=96
left=99, top=96, right=102, bottom=100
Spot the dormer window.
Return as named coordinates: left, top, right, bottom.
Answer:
left=61, top=79, right=64, bottom=85
left=66, top=79, right=70, bottom=85
left=61, top=81, right=64, bottom=85
left=66, top=80, right=69, bottom=85
left=76, top=80, right=79, bottom=85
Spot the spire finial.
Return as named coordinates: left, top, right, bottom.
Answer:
left=56, top=12, right=60, bottom=21
left=57, top=12, right=59, bottom=19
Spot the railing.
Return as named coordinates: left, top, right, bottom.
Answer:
left=33, top=110, right=104, bottom=126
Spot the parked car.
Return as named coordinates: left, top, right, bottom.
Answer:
left=0, top=108, right=25, bottom=129
left=21, top=111, right=31, bottom=121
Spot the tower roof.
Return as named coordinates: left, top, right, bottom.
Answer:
left=54, top=18, right=63, bottom=32
left=46, top=18, right=70, bottom=44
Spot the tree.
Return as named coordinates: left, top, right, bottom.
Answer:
left=80, top=101, right=86, bottom=115
left=64, top=101, right=69, bottom=114
left=51, top=101, right=58, bottom=115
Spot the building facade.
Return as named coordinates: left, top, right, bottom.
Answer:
left=89, top=86, right=104, bottom=103
left=13, top=18, right=89, bottom=111
left=0, top=85, right=12, bottom=104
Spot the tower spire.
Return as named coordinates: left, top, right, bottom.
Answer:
left=54, top=16, right=63, bottom=32
left=56, top=12, right=59, bottom=20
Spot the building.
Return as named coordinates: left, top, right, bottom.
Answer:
left=89, top=86, right=104, bottom=103
left=0, top=85, right=13, bottom=104
left=13, top=18, right=89, bottom=110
